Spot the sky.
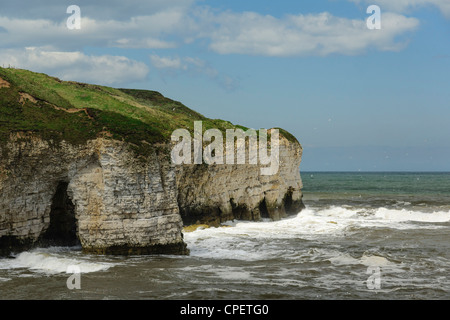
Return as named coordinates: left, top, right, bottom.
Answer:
left=0, top=0, right=449, bottom=171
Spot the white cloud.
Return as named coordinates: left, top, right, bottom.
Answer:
left=0, top=2, right=422, bottom=58
left=149, top=54, right=239, bottom=91
left=150, top=55, right=183, bottom=69
left=0, top=1, right=431, bottom=92
left=0, top=0, right=198, bottom=21
left=204, top=11, right=420, bottom=57
left=0, top=11, right=189, bottom=51
left=113, top=38, right=176, bottom=49
left=350, top=0, right=450, bottom=18
left=0, top=47, right=149, bottom=86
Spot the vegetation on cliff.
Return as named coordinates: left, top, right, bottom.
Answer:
left=0, top=67, right=298, bottom=157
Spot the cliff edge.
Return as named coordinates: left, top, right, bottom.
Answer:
left=0, top=68, right=304, bottom=256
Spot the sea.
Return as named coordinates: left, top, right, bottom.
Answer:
left=0, top=172, right=449, bottom=301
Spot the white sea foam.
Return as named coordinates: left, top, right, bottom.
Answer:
left=328, top=252, right=394, bottom=267
left=183, top=206, right=450, bottom=260
left=373, top=207, right=450, bottom=223
left=2, top=249, right=114, bottom=274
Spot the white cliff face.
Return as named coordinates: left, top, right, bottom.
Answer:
left=0, top=133, right=187, bottom=255
left=68, top=140, right=185, bottom=254
left=0, top=132, right=303, bottom=255
left=175, top=134, right=304, bottom=226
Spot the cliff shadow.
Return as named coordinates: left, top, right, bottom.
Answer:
left=38, top=181, right=80, bottom=247
left=283, top=186, right=305, bottom=215
left=259, top=198, right=270, bottom=219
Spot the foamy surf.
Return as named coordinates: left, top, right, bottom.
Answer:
left=3, top=249, right=115, bottom=274
left=373, top=207, right=450, bottom=223
left=0, top=172, right=448, bottom=300
left=183, top=206, right=450, bottom=260
left=328, top=252, right=393, bottom=267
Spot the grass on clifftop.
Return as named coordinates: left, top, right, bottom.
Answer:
left=0, top=67, right=298, bottom=157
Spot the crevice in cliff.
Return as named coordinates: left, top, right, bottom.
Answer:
left=230, top=198, right=251, bottom=220
left=0, top=236, right=34, bottom=256
left=259, top=197, right=270, bottom=219
left=283, top=186, right=305, bottom=215
left=39, top=181, right=80, bottom=247
left=284, top=187, right=294, bottom=212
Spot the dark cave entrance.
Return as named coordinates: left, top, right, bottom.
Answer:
left=284, top=188, right=294, bottom=213
left=40, top=181, right=80, bottom=247
left=259, top=198, right=270, bottom=219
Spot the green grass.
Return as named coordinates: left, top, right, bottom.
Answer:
left=0, top=67, right=299, bottom=158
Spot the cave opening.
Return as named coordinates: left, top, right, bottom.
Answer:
left=284, top=188, right=294, bottom=213
left=259, top=198, right=270, bottom=219
left=40, top=181, right=80, bottom=247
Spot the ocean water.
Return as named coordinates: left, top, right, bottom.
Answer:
left=0, top=172, right=449, bottom=300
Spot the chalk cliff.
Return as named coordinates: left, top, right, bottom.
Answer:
left=176, top=134, right=304, bottom=226
left=0, top=134, right=186, bottom=255
left=0, top=68, right=304, bottom=256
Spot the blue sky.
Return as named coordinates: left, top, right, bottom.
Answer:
left=1, top=0, right=449, bottom=171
